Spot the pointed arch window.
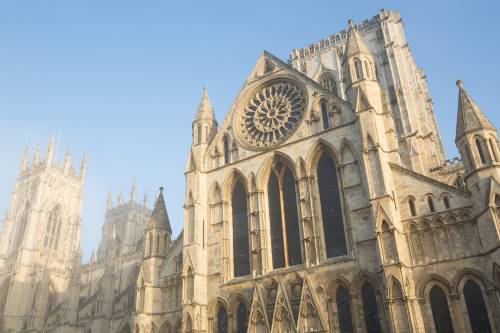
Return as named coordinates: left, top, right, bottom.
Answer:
left=320, top=102, right=330, bottom=130
left=429, top=285, right=454, bottom=333
left=443, top=196, right=451, bottom=210
left=267, top=162, right=302, bottom=269
left=427, top=196, right=435, bottom=213
left=361, top=281, right=382, bottom=333
left=232, top=179, right=250, bottom=277
left=364, top=60, right=372, bottom=79
left=197, top=125, right=202, bottom=144
left=186, top=267, right=194, bottom=303
left=223, top=136, right=230, bottom=165
left=489, top=138, right=498, bottom=162
left=336, top=286, right=354, bottom=333
left=217, top=306, right=229, bottom=333
left=408, top=198, right=417, bottom=217
left=354, top=58, right=363, bottom=81
left=187, top=193, right=195, bottom=243
left=476, top=138, right=487, bottom=164
left=236, top=302, right=248, bottom=333
left=464, top=280, right=492, bottom=333
left=317, top=153, right=347, bottom=257
left=44, top=206, right=62, bottom=250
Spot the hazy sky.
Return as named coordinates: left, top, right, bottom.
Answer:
left=1, top=1, right=499, bottom=261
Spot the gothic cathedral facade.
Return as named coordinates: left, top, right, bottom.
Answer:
left=2, top=9, right=500, bottom=333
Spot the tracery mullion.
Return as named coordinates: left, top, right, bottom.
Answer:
left=278, top=168, right=290, bottom=268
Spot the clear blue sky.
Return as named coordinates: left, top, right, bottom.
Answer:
left=1, top=1, right=499, bottom=261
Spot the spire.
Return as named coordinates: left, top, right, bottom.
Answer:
left=455, top=80, right=495, bottom=140
left=343, top=19, right=371, bottom=61
left=63, top=148, right=72, bottom=174
left=146, top=187, right=172, bottom=234
left=32, top=144, right=41, bottom=165
left=130, top=178, right=137, bottom=202
left=143, top=189, right=149, bottom=208
left=194, top=86, right=216, bottom=122
left=117, top=188, right=124, bottom=206
left=79, top=152, right=88, bottom=180
left=20, top=146, right=29, bottom=172
left=45, top=132, right=56, bottom=167
left=106, top=188, right=113, bottom=210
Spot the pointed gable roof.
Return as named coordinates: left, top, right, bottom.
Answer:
left=194, top=87, right=216, bottom=123
left=343, top=19, right=371, bottom=62
left=456, top=80, right=494, bottom=140
left=146, top=187, right=172, bottom=234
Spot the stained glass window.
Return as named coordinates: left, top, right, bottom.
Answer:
left=232, top=180, right=250, bottom=277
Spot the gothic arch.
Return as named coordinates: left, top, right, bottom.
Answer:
left=183, top=312, right=193, bottom=333
left=229, top=293, right=250, bottom=315
left=326, top=275, right=352, bottom=298
left=459, top=210, right=472, bottom=221
left=159, top=320, right=172, bottom=333
left=352, top=270, right=381, bottom=294
left=452, top=268, right=493, bottom=295
left=305, top=138, right=341, bottom=176
left=417, top=274, right=452, bottom=299
left=208, top=297, right=230, bottom=319
left=221, top=168, right=248, bottom=202
left=256, top=151, right=296, bottom=191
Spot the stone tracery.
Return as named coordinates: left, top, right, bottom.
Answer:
left=237, top=79, right=306, bottom=149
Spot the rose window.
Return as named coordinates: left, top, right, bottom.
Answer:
left=237, top=80, right=306, bottom=149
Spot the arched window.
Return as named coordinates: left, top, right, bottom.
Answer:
left=148, top=233, right=153, bottom=255
left=476, top=138, right=486, bottom=164
left=317, top=153, right=347, bottom=257
left=232, top=179, right=250, bottom=277
left=336, top=286, right=354, bottom=333
left=429, top=285, right=454, bottom=333
left=223, top=136, right=230, bottom=165
left=197, top=125, right=202, bottom=144
left=354, top=58, right=363, bottom=81
left=408, top=198, right=417, bottom=217
left=236, top=302, right=248, bottom=333
left=267, top=162, right=302, bottom=269
left=361, top=281, right=382, bottom=333
left=43, top=205, right=62, bottom=250
left=463, top=280, right=492, bottom=333
left=489, top=138, right=499, bottom=162
left=320, top=102, right=330, bottom=130
left=138, top=279, right=145, bottom=312
left=186, top=267, right=194, bottom=302
left=217, top=306, right=229, bottom=333
left=187, top=193, right=195, bottom=243
left=381, top=221, right=396, bottom=263
left=427, top=196, right=435, bottom=213
left=364, top=61, right=372, bottom=79
left=156, top=234, right=160, bottom=255
left=442, top=196, right=450, bottom=209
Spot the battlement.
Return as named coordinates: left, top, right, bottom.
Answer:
left=288, top=9, right=401, bottom=62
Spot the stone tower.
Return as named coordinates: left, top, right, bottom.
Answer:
left=0, top=134, right=86, bottom=332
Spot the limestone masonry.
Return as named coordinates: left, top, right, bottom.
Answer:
left=1, top=9, right=499, bottom=333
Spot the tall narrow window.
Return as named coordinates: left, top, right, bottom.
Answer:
left=197, top=125, right=202, bottom=144
left=489, top=138, right=498, bottom=162
left=476, top=138, right=486, bottom=164
left=354, top=59, right=363, bottom=81
left=428, top=197, right=435, bottom=212
left=429, top=286, right=454, bottom=333
left=361, top=282, right=382, bottom=333
left=443, top=196, right=451, bottom=209
left=321, top=102, right=330, bottom=129
left=223, top=137, right=230, bottom=165
left=317, top=153, right=347, bottom=257
left=236, top=302, right=248, bottom=333
left=148, top=233, right=153, bottom=255
left=186, top=268, right=194, bottom=302
left=217, top=306, right=229, bottom=333
left=408, top=198, right=417, bottom=217
left=232, top=180, right=250, bottom=277
left=268, top=172, right=285, bottom=269
left=267, top=162, right=302, bottom=269
left=156, top=234, right=160, bottom=255
left=364, top=61, right=372, bottom=79
left=464, top=280, right=492, bottom=333
left=188, top=193, right=195, bottom=243
left=336, top=286, right=354, bottom=333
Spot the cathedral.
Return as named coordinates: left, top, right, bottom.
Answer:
left=1, top=9, right=500, bottom=333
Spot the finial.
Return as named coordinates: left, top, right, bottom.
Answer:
left=106, top=188, right=113, bottom=210
left=130, top=178, right=137, bottom=202
left=33, top=144, right=41, bottom=165
left=203, top=86, right=208, bottom=97
left=456, top=79, right=463, bottom=88
left=117, top=188, right=124, bottom=205
left=348, top=19, right=355, bottom=29
left=80, top=152, right=88, bottom=180
left=143, top=189, right=149, bottom=208
left=46, top=132, right=56, bottom=166
left=20, top=145, right=29, bottom=171
left=159, top=186, right=164, bottom=193
left=63, top=147, right=72, bottom=174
